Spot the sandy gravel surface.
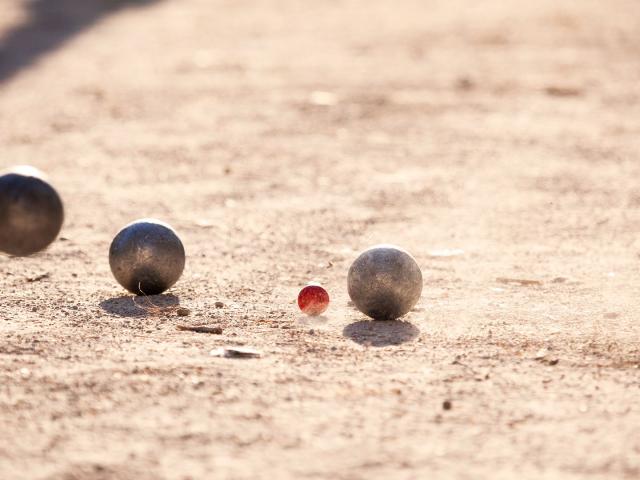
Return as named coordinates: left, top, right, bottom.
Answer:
left=1, top=1, right=639, bottom=478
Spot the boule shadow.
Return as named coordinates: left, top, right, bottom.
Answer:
left=99, top=293, right=180, bottom=318
left=343, top=319, right=420, bottom=347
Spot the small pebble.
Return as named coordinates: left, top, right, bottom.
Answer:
left=176, top=307, right=191, bottom=317
left=215, top=301, right=224, bottom=308
left=210, top=347, right=261, bottom=359
left=177, top=325, right=223, bottom=334
left=442, top=400, right=452, bottom=411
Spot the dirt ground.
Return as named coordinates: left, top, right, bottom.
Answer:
left=1, top=0, right=639, bottom=478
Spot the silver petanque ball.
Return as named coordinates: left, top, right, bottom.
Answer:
left=109, top=219, right=185, bottom=295
left=347, top=245, right=423, bottom=320
left=0, top=166, right=64, bottom=256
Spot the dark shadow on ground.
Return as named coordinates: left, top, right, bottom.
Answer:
left=0, top=0, right=161, bottom=83
left=100, top=293, right=179, bottom=317
left=343, top=319, right=419, bottom=347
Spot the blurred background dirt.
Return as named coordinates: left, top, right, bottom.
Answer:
left=0, top=0, right=639, bottom=478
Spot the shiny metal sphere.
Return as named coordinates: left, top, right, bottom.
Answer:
left=0, top=166, right=64, bottom=256
left=109, top=219, right=185, bottom=295
left=347, top=245, right=422, bottom=320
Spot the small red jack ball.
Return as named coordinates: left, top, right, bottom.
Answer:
left=298, top=283, right=330, bottom=316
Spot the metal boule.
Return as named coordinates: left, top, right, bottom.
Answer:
left=109, top=218, right=185, bottom=295
left=347, top=244, right=422, bottom=320
left=0, top=166, right=64, bottom=256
